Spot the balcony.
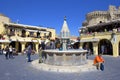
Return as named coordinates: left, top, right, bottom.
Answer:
left=80, top=31, right=113, bottom=39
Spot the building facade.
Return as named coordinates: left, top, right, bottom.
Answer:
left=0, top=14, right=56, bottom=53
left=79, top=5, right=120, bottom=57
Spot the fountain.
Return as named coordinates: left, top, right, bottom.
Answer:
left=31, top=17, right=96, bottom=72
left=43, top=16, right=87, bottom=66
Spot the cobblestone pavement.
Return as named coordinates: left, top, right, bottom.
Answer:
left=0, top=54, right=120, bottom=80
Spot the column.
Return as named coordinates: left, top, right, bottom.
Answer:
left=79, top=42, right=83, bottom=49
left=93, top=42, right=98, bottom=55
left=4, top=43, right=10, bottom=48
left=21, top=42, right=26, bottom=52
left=1, top=43, right=4, bottom=49
left=35, top=42, right=39, bottom=53
left=112, top=42, right=119, bottom=57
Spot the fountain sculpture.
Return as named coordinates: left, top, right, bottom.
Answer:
left=43, top=16, right=88, bottom=66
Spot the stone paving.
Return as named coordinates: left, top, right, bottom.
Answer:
left=0, top=54, right=120, bottom=80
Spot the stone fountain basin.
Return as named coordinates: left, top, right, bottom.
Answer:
left=43, top=49, right=88, bottom=66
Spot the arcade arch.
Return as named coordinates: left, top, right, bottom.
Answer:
left=73, top=42, right=80, bottom=49
left=9, top=41, right=22, bottom=52
left=98, top=39, right=113, bottom=55
left=83, top=42, right=93, bottom=55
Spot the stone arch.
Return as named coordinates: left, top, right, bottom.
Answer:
left=82, top=42, right=93, bottom=55
left=17, top=42, right=22, bottom=52
left=9, top=41, right=15, bottom=48
left=9, top=41, right=22, bottom=52
left=98, top=39, right=113, bottom=55
left=73, top=42, right=80, bottom=49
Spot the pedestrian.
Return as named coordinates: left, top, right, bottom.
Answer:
left=84, top=44, right=90, bottom=59
left=5, top=46, right=9, bottom=59
left=26, top=45, right=32, bottom=62
left=93, top=54, right=105, bottom=71
left=101, top=45, right=105, bottom=54
left=38, top=46, right=43, bottom=63
left=0, top=46, right=2, bottom=55
left=9, top=45, right=13, bottom=58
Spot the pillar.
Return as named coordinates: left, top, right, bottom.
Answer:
left=35, top=42, right=39, bottom=53
left=112, top=42, right=119, bottom=57
left=93, top=42, right=98, bottom=55
left=4, top=43, right=10, bottom=48
left=21, top=42, right=26, bottom=52
left=79, top=42, right=83, bottom=49
left=1, top=43, right=4, bottom=49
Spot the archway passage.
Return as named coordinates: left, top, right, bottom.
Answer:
left=83, top=42, right=93, bottom=55
left=73, top=42, right=80, bottom=49
left=9, top=41, right=15, bottom=48
left=18, top=42, right=21, bottom=52
left=98, top=39, right=113, bottom=55
left=9, top=41, right=22, bottom=53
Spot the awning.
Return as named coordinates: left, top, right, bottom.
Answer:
left=25, top=29, right=38, bottom=32
left=24, top=39, right=32, bottom=42
left=32, top=40, right=38, bottom=42
left=80, top=38, right=99, bottom=42
left=39, top=31, right=49, bottom=34
left=0, top=40, right=11, bottom=43
left=18, top=39, right=25, bottom=42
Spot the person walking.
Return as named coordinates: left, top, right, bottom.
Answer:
left=9, top=45, right=13, bottom=58
left=38, top=46, right=43, bottom=63
left=93, top=54, right=105, bottom=71
left=26, top=45, right=32, bottom=62
left=5, top=46, right=9, bottom=59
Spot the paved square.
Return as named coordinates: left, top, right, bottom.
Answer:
left=0, top=54, right=120, bottom=80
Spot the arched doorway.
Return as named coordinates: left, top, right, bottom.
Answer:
left=9, top=41, right=22, bottom=52
left=73, top=42, right=80, bottom=49
left=9, top=41, right=16, bottom=48
left=18, top=42, right=21, bottom=52
left=98, top=39, right=113, bottom=55
left=83, top=42, right=93, bottom=55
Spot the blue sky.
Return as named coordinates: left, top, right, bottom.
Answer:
left=0, top=0, right=120, bottom=36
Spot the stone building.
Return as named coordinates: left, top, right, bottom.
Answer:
left=0, top=14, right=56, bottom=53
left=79, top=5, right=120, bottom=57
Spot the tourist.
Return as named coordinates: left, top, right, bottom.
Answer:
left=5, top=46, right=9, bottom=59
left=84, top=44, right=90, bottom=59
left=38, top=46, right=43, bottom=63
left=50, top=41, right=55, bottom=49
left=0, top=46, right=2, bottom=55
left=93, top=54, right=105, bottom=71
left=41, top=41, right=47, bottom=60
left=26, top=45, right=32, bottom=62
left=2, top=48, right=6, bottom=55
left=101, top=45, right=105, bottom=54
left=9, top=45, right=14, bottom=58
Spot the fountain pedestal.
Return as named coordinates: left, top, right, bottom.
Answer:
left=43, top=49, right=87, bottom=66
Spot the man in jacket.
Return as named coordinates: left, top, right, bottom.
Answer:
left=93, top=54, right=104, bottom=70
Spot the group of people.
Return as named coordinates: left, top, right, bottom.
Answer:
left=1, top=41, right=105, bottom=71
left=3, top=45, right=14, bottom=59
